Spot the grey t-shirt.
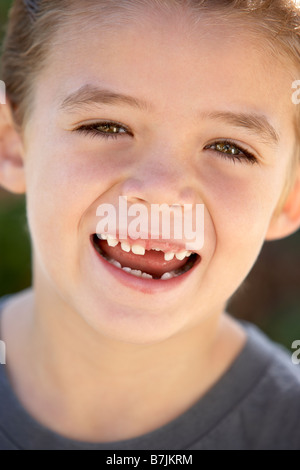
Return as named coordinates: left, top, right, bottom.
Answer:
left=0, top=295, right=300, bottom=450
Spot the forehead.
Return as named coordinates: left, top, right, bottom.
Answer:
left=35, top=8, right=296, bottom=143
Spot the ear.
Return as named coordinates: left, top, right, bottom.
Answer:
left=266, top=167, right=300, bottom=240
left=0, top=101, right=26, bottom=194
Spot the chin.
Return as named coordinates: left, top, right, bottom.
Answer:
left=76, top=295, right=187, bottom=345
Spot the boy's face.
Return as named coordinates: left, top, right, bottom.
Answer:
left=21, top=10, right=297, bottom=342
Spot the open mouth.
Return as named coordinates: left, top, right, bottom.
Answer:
left=92, top=234, right=200, bottom=280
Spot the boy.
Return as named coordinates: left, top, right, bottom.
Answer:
left=0, top=0, right=300, bottom=450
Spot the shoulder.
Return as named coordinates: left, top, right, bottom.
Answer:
left=0, top=365, right=20, bottom=449
left=205, top=322, right=300, bottom=450
left=242, top=320, right=300, bottom=392
left=0, top=290, right=33, bottom=450
left=189, top=321, right=300, bottom=450
left=243, top=323, right=300, bottom=449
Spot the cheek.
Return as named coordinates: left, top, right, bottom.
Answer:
left=23, top=142, right=127, bottom=276
left=25, top=137, right=127, bottom=215
left=199, top=161, right=285, bottom=284
left=203, top=160, right=283, bottom=235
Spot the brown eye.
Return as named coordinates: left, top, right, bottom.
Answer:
left=204, top=140, right=258, bottom=165
left=214, top=143, right=241, bottom=155
left=96, top=123, right=127, bottom=134
left=75, top=121, right=132, bottom=140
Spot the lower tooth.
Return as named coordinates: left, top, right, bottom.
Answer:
left=161, top=272, right=174, bottom=280
left=131, top=270, right=142, bottom=278
left=122, top=267, right=152, bottom=279
left=123, top=267, right=132, bottom=273
left=142, top=273, right=153, bottom=279
left=111, top=260, right=122, bottom=269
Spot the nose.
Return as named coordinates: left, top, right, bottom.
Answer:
left=121, top=151, right=197, bottom=207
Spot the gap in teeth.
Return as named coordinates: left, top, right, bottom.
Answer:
left=97, top=244, right=180, bottom=280
left=94, top=236, right=197, bottom=280
left=99, top=234, right=193, bottom=260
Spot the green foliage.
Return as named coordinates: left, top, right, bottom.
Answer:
left=0, top=192, right=31, bottom=296
left=0, top=2, right=30, bottom=297
left=0, top=0, right=12, bottom=38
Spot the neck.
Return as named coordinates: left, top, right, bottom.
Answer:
left=1, top=287, right=246, bottom=442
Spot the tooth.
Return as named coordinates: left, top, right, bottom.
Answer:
left=132, top=244, right=146, bottom=256
left=122, top=266, right=152, bottom=279
left=175, top=251, right=188, bottom=260
left=100, top=233, right=108, bottom=240
left=161, top=272, right=173, bottom=280
left=121, top=242, right=131, bottom=253
left=123, top=267, right=132, bottom=273
left=111, top=260, right=121, bottom=269
left=131, top=270, right=142, bottom=278
left=164, top=252, right=175, bottom=261
left=186, top=251, right=192, bottom=257
left=142, top=273, right=153, bottom=279
left=107, top=238, right=119, bottom=247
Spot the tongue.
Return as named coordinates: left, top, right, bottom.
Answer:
left=97, top=239, right=188, bottom=277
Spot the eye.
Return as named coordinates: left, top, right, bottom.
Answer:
left=74, top=121, right=133, bottom=139
left=204, top=140, right=258, bottom=165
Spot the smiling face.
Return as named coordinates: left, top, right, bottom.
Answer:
left=18, top=8, right=298, bottom=343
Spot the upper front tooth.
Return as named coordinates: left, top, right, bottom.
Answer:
left=164, top=252, right=175, bottom=261
left=175, top=251, right=188, bottom=260
left=121, top=242, right=131, bottom=253
left=132, top=244, right=146, bottom=256
left=107, top=237, right=119, bottom=247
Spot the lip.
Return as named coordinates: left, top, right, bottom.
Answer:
left=89, top=235, right=201, bottom=294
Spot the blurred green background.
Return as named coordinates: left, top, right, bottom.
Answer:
left=0, top=0, right=32, bottom=299
left=0, top=0, right=299, bottom=349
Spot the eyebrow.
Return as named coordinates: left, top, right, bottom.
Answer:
left=202, top=111, right=280, bottom=146
left=60, top=85, right=151, bottom=112
left=60, top=85, right=280, bottom=146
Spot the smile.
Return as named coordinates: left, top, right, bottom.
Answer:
left=91, top=233, right=200, bottom=281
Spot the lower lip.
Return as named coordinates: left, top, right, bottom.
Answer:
left=90, top=237, right=201, bottom=294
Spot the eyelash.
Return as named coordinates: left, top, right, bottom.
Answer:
left=74, top=121, right=132, bottom=139
left=74, top=122, right=258, bottom=164
left=204, top=140, right=258, bottom=165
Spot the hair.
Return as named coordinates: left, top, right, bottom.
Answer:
left=1, top=0, right=300, bottom=207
